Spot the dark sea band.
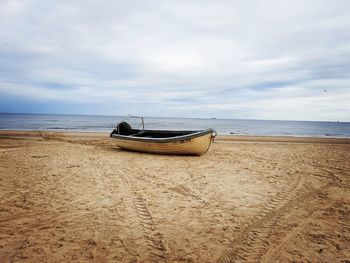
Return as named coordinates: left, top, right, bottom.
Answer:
left=0, top=113, right=349, bottom=138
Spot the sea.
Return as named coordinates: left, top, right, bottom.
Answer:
left=0, top=113, right=349, bottom=138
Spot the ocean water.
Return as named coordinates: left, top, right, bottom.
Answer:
left=0, top=113, right=349, bottom=137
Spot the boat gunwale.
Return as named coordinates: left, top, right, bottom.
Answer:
left=110, top=128, right=214, bottom=143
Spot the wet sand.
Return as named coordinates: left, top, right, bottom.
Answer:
left=0, top=130, right=349, bottom=262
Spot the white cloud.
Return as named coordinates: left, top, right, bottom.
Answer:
left=0, top=0, right=349, bottom=120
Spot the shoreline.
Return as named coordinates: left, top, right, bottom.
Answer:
left=0, top=129, right=349, bottom=144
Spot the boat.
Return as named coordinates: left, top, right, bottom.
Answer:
left=110, top=116, right=216, bottom=155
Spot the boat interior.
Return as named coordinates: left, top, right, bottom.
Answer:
left=112, top=122, right=196, bottom=138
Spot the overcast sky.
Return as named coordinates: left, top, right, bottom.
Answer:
left=0, top=0, right=349, bottom=121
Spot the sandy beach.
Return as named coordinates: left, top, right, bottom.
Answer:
left=0, top=130, right=349, bottom=262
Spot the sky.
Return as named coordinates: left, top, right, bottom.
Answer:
left=0, top=0, right=350, bottom=121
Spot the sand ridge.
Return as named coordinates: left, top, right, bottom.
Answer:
left=0, top=131, right=349, bottom=262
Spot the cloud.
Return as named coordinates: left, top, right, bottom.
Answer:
left=0, top=0, right=349, bottom=120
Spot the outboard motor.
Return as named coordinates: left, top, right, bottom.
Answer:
left=110, top=122, right=133, bottom=137
left=117, top=122, right=133, bottom=135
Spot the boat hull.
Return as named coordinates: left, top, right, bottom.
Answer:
left=112, top=133, right=213, bottom=156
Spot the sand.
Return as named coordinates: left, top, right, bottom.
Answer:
left=0, top=130, right=349, bottom=262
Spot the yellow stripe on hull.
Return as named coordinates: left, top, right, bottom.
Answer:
left=113, top=133, right=212, bottom=155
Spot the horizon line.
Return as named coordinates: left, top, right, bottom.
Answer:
left=0, top=111, right=347, bottom=123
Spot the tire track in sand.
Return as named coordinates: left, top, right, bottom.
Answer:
left=261, top=223, right=308, bottom=262
left=217, top=173, right=305, bottom=263
left=91, top=169, right=109, bottom=262
left=259, top=182, right=334, bottom=263
left=131, top=159, right=204, bottom=203
left=169, top=185, right=202, bottom=201
left=120, top=169, right=169, bottom=262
